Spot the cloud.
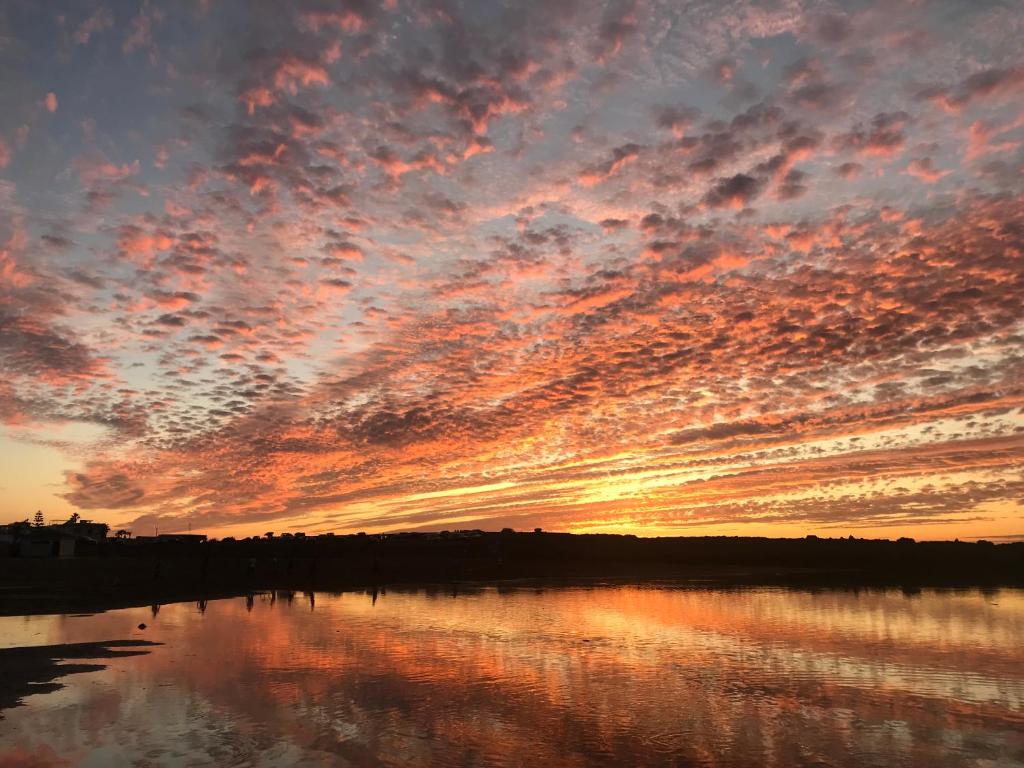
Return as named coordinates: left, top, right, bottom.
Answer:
left=918, top=66, right=1024, bottom=112
left=123, top=0, right=163, bottom=55
left=809, top=13, right=852, bottom=44
left=835, top=161, right=862, bottom=179
left=0, top=0, right=1021, bottom=540
left=299, top=6, right=376, bottom=35
left=652, top=105, right=701, bottom=137
left=591, top=0, right=639, bottom=62
left=833, top=111, right=910, bottom=158
left=73, top=6, right=113, bottom=45
left=578, top=143, right=641, bottom=186
left=702, top=173, right=766, bottom=209
left=0, top=313, right=104, bottom=384
left=905, top=157, right=950, bottom=184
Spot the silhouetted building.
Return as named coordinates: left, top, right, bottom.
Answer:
left=53, top=516, right=109, bottom=542
left=133, top=533, right=207, bottom=544
left=0, top=519, right=99, bottom=558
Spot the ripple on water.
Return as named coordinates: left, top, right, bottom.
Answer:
left=0, top=585, right=1021, bottom=767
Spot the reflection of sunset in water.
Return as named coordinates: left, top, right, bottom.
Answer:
left=1, top=586, right=1022, bottom=766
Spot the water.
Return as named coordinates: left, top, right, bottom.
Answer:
left=1, top=585, right=1022, bottom=767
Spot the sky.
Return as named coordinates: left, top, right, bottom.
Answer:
left=0, top=0, right=1022, bottom=541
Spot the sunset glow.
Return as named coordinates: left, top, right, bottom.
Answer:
left=2, top=588, right=1022, bottom=765
left=1, top=0, right=1022, bottom=539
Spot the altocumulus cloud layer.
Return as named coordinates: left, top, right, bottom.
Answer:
left=0, top=0, right=1022, bottom=538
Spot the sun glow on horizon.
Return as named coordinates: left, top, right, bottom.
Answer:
left=1, top=0, right=1022, bottom=540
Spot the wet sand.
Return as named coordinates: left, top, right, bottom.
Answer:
left=0, top=640, right=160, bottom=714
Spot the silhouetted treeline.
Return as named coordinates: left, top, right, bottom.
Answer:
left=1, top=532, right=1020, bottom=614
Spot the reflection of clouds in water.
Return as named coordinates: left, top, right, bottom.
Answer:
left=0, top=587, right=1022, bottom=766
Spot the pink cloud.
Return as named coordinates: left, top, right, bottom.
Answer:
left=578, top=144, right=641, bottom=187
left=272, top=56, right=330, bottom=94
left=2, top=0, right=1023, bottom=541
left=300, top=9, right=369, bottom=34
left=73, top=6, right=113, bottom=45
left=905, top=157, right=950, bottom=183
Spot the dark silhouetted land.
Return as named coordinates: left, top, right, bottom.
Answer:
left=1, top=531, right=1020, bottom=615
left=0, top=640, right=160, bottom=713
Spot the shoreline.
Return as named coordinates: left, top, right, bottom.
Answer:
left=1, top=566, right=1019, bottom=618
left=0, top=640, right=161, bottom=715
left=2, top=532, right=1020, bottom=616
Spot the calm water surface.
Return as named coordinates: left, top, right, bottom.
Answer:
left=0, top=585, right=1022, bottom=767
